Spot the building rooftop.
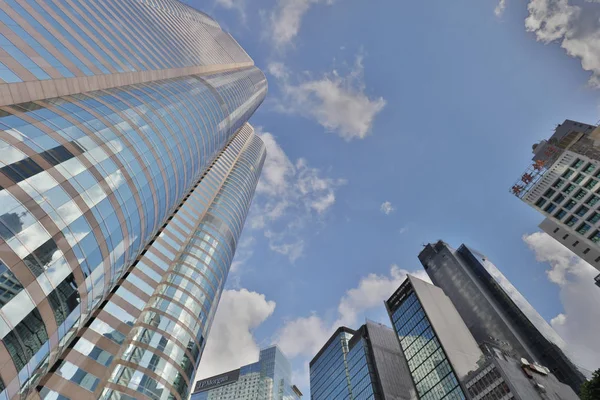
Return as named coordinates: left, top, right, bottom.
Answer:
left=511, top=119, right=598, bottom=199
left=465, top=348, right=579, bottom=400
left=309, top=326, right=355, bottom=367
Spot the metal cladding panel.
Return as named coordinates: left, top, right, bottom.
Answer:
left=365, top=321, right=418, bottom=400
left=409, top=276, right=482, bottom=379
left=494, top=358, right=579, bottom=400
left=420, top=242, right=586, bottom=393
left=420, top=242, right=538, bottom=359
left=462, top=245, right=564, bottom=347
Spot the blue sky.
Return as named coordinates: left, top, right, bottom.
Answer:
left=188, top=0, right=600, bottom=393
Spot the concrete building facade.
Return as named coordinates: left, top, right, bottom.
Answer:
left=511, top=119, right=600, bottom=285
left=464, top=345, right=579, bottom=400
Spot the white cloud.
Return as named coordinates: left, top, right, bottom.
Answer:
left=268, top=56, right=386, bottom=140
left=311, top=192, right=336, bottom=214
left=215, top=0, right=243, bottom=8
left=525, top=0, right=600, bottom=87
left=214, top=0, right=246, bottom=20
left=495, top=0, right=507, bottom=16
left=247, top=129, right=345, bottom=262
left=334, top=265, right=414, bottom=327
left=230, top=235, right=256, bottom=274
left=267, top=62, right=289, bottom=80
left=292, top=364, right=311, bottom=397
left=275, top=314, right=331, bottom=358
left=256, top=131, right=296, bottom=197
left=274, top=265, right=427, bottom=357
left=551, top=313, right=567, bottom=326
left=268, top=0, right=336, bottom=49
left=264, top=230, right=305, bottom=262
left=380, top=201, right=395, bottom=215
left=399, top=226, right=409, bottom=235
left=522, top=231, right=593, bottom=285
left=195, top=289, right=276, bottom=379
left=295, top=158, right=344, bottom=213
left=523, top=232, right=600, bottom=375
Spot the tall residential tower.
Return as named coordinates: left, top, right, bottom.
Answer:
left=511, top=119, right=600, bottom=285
left=0, top=1, right=267, bottom=399
left=418, top=241, right=586, bottom=393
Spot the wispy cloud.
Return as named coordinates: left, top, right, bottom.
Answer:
left=267, top=55, right=386, bottom=140
left=525, top=0, right=600, bottom=87
left=214, top=0, right=246, bottom=21
left=523, top=231, right=600, bottom=375
left=274, top=265, right=429, bottom=358
left=495, top=0, right=507, bottom=16
left=267, top=0, right=337, bottom=49
left=264, top=231, right=305, bottom=262
left=380, top=201, right=395, bottom=215
left=244, top=129, right=346, bottom=263
left=230, top=235, right=256, bottom=274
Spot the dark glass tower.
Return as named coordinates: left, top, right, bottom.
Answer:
left=418, top=241, right=586, bottom=393
left=0, top=1, right=267, bottom=399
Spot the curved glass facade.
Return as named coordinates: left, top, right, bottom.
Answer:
left=0, top=0, right=248, bottom=83
left=0, top=1, right=267, bottom=399
left=96, top=125, right=266, bottom=400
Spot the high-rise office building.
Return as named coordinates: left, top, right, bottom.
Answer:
left=347, top=321, right=417, bottom=400
left=0, top=1, right=267, bottom=399
left=511, top=119, right=600, bottom=285
left=309, top=321, right=417, bottom=400
left=418, top=241, right=586, bottom=393
left=385, top=275, right=483, bottom=400
left=190, top=347, right=302, bottom=400
left=464, top=344, right=579, bottom=400
left=310, top=327, right=354, bottom=400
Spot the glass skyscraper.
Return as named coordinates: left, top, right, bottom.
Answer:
left=385, top=276, right=482, bottom=400
left=0, top=1, right=267, bottom=399
left=310, top=321, right=417, bottom=400
left=309, top=327, right=354, bottom=400
left=418, top=241, right=586, bottom=393
left=190, top=346, right=302, bottom=400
